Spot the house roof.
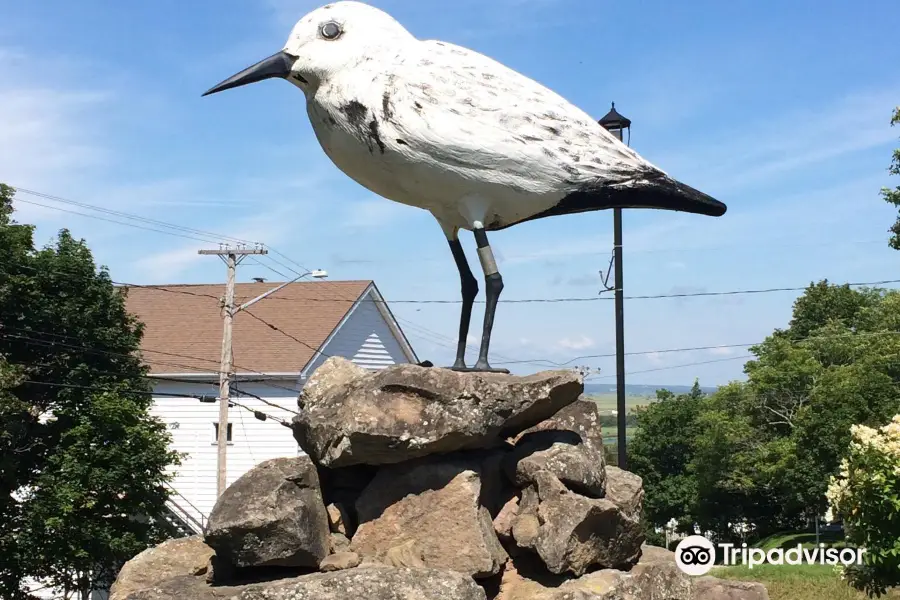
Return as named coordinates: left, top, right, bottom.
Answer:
left=123, top=280, right=373, bottom=375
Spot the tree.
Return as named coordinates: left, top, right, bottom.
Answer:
left=826, top=415, right=900, bottom=596
left=882, top=107, right=900, bottom=249
left=0, top=184, right=180, bottom=600
left=632, top=281, right=900, bottom=546
left=744, top=284, right=900, bottom=516
left=629, top=382, right=705, bottom=536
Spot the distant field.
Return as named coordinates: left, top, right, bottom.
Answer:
left=586, top=392, right=655, bottom=414
left=602, top=426, right=637, bottom=443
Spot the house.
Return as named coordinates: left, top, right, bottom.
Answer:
left=123, top=279, right=418, bottom=533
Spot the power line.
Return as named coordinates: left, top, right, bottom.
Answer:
left=10, top=186, right=316, bottom=293
left=5, top=258, right=898, bottom=305
left=230, top=384, right=299, bottom=415
left=247, top=257, right=290, bottom=280
left=225, top=396, right=292, bottom=428
left=253, top=278, right=900, bottom=305
left=242, top=309, right=332, bottom=361
left=20, top=379, right=215, bottom=400
left=0, top=329, right=306, bottom=395
left=493, top=330, right=900, bottom=367
left=11, top=187, right=255, bottom=246
left=12, top=198, right=223, bottom=245
left=395, top=315, right=525, bottom=365
left=587, top=355, right=753, bottom=379
left=18, top=379, right=292, bottom=428
left=264, top=246, right=313, bottom=277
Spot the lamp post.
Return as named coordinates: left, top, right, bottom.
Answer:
left=598, top=102, right=631, bottom=469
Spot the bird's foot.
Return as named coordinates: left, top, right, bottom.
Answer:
left=450, top=361, right=510, bottom=374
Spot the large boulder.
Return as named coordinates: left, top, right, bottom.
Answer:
left=513, top=398, right=605, bottom=451
left=504, top=429, right=606, bottom=497
left=515, top=471, right=643, bottom=575
left=504, top=398, right=607, bottom=497
left=292, top=358, right=582, bottom=467
left=692, top=577, right=770, bottom=600
left=496, top=545, right=691, bottom=600
left=350, top=455, right=508, bottom=578
left=604, top=466, right=644, bottom=521
left=204, top=456, right=330, bottom=569
left=123, top=566, right=486, bottom=600
left=110, top=536, right=214, bottom=600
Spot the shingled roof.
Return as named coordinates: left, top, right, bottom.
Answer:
left=123, top=280, right=374, bottom=375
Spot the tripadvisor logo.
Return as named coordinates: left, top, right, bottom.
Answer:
left=674, top=535, right=867, bottom=576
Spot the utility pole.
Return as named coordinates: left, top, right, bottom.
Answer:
left=199, top=245, right=267, bottom=497
left=613, top=208, right=626, bottom=469
left=598, top=103, right=632, bottom=470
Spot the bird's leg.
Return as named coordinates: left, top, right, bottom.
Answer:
left=448, top=238, right=478, bottom=369
left=472, top=226, right=509, bottom=373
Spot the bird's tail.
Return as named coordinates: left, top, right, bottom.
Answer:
left=616, top=169, right=727, bottom=217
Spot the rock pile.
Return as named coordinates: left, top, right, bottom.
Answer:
left=111, top=358, right=769, bottom=600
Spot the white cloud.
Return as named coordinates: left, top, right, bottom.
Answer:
left=341, top=197, right=424, bottom=230
left=557, top=335, right=596, bottom=351
left=708, top=346, right=735, bottom=356
left=658, top=87, right=900, bottom=193
left=132, top=244, right=206, bottom=281
left=644, top=352, right=664, bottom=365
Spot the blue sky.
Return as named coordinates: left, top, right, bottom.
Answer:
left=2, top=0, right=899, bottom=385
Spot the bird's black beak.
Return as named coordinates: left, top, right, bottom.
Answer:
left=202, top=51, right=297, bottom=97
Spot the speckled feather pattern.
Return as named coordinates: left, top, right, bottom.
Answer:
left=278, top=1, right=717, bottom=234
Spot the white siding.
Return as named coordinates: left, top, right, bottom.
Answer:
left=152, top=291, right=414, bottom=525
left=302, top=293, right=411, bottom=377
left=151, top=380, right=301, bottom=525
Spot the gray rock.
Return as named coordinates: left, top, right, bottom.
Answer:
left=330, top=532, right=351, bottom=553
left=505, top=430, right=606, bottom=497
left=513, top=399, right=605, bottom=452
left=292, top=357, right=582, bottom=467
left=319, top=551, right=361, bottom=572
left=351, top=456, right=508, bottom=578
left=204, top=456, right=329, bottom=569
left=528, top=471, right=644, bottom=575
left=496, top=546, right=691, bottom=600
left=692, top=577, right=770, bottom=600
left=493, top=495, right=519, bottom=542
left=628, top=545, right=692, bottom=600
left=505, top=399, right=607, bottom=496
left=110, top=536, right=214, bottom=600
left=326, top=502, right=350, bottom=534
left=124, top=566, right=486, bottom=600
left=604, top=466, right=643, bottom=521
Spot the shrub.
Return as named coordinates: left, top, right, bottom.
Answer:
left=825, top=415, right=900, bottom=596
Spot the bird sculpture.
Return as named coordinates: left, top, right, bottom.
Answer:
left=203, top=1, right=726, bottom=373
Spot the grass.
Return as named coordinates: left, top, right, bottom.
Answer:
left=587, top=392, right=654, bottom=413
left=715, top=563, right=900, bottom=600
left=757, top=530, right=848, bottom=550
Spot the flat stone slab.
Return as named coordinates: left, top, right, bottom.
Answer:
left=292, top=357, right=583, bottom=467
left=123, top=566, right=487, bottom=600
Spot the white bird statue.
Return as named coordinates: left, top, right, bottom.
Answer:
left=203, top=0, right=726, bottom=373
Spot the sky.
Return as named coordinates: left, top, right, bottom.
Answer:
left=2, top=0, right=899, bottom=386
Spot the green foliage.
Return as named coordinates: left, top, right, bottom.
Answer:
left=629, top=381, right=705, bottom=535
left=0, top=184, right=180, bottom=599
left=826, top=416, right=900, bottom=597
left=882, top=107, right=900, bottom=250
left=629, top=281, right=900, bottom=547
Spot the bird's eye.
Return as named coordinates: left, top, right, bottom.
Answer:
left=320, top=21, right=342, bottom=40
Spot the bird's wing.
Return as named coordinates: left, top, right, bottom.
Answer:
left=378, top=40, right=659, bottom=195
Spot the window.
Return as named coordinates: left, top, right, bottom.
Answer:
left=212, top=422, right=233, bottom=445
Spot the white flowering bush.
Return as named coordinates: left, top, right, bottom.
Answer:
left=826, top=415, right=900, bottom=596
